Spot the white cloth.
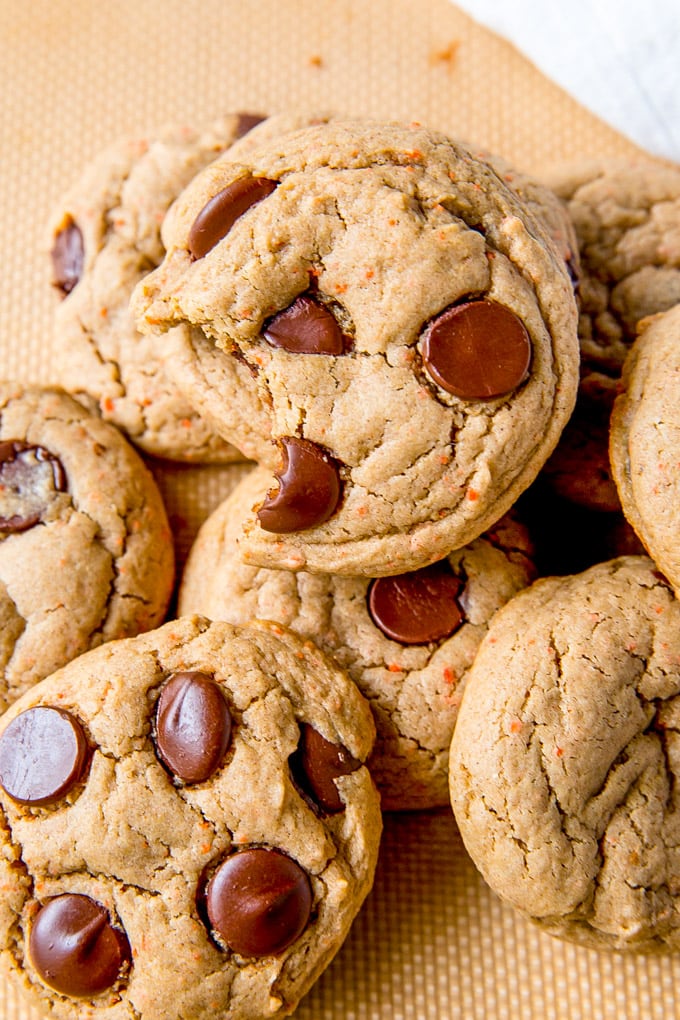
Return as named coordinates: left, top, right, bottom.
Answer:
left=454, top=0, right=680, bottom=164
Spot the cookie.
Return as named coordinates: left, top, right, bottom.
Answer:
left=178, top=465, right=536, bottom=809
left=132, top=118, right=579, bottom=577
left=539, top=159, right=680, bottom=511
left=0, top=382, right=174, bottom=711
left=545, top=158, right=680, bottom=376
left=0, top=614, right=381, bottom=1020
left=449, top=556, right=680, bottom=952
left=610, top=303, right=680, bottom=598
left=48, top=112, right=265, bottom=462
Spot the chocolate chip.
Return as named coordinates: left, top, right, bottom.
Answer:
left=154, top=671, right=232, bottom=784
left=0, top=706, right=89, bottom=805
left=205, top=847, right=312, bottom=957
left=234, top=112, right=267, bottom=138
left=295, top=724, right=360, bottom=814
left=188, top=176, right=278, bottom=259
left=421, top=299, right=531, bottom=399
left=0, top=441, right=67, bottom=532
left=264, top=295, right=346, bottom=354
left=50, top=217, right=84, bottom=296
left=256, top=437, right=342, bottom=533
left=29, top=894, right=131, bottom=998
left=368, top=561, right=465, bottom=645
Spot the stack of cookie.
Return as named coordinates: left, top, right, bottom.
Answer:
left=0, top=111, right=679, bottom=1018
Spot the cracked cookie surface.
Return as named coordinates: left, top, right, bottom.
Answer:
left=540, top=159, right=680, bottom=511
left=0, top=383, right=174, bottom=711
left=610, top=303, right=680, bottom=598
left=449, top=555, right=680, bottom=952
left=47, top=113, right=263, bottom=462
left=178, top=466, right=536, bottom=809
left=0, top=614, right=381, bottom=1020
left=133, top=118, right=579, bottom=576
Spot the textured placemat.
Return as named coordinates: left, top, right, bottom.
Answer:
left=1, top=2, right=676, bottom=1018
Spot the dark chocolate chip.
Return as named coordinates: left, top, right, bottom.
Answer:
left=264, top=295, right=346, bottom=355
left=368, top=561, right=465, bottom=645
left=421, top=299, right=531, bottom=399
left=0, top=706, right=89, bottom=805
left=154, top=671, right=232, bottom=784
left=0, top=441, right=67, bottom=532
left=234, top=112, right=267, bottom=138
left=50, top=217, right=84, bottom=296
left=257, top=437, right=342, bottom=534
left=188, top=176, right=278, bottom=259
left=205, top=847, right=312, bottom=957
left=296, top=724, right=360, bottom=813
left=29, top=894, right=131, bottom=998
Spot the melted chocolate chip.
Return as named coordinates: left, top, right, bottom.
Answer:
left=205, top=847, right=312, bottom=957
left=50, top=217, right=84, bottom=296
left=29, top=894, right=131, bottom=998
left=0, top=706, right=89, bottom=805
left=295, top=724, right=360, bottom=813
left=188, top=176, right=278, bottom=259
left=257, top=437, right=342, bottom=534
left=0, top=441, right=67, bottom=532
left=368, top=561, right=465, bottom=645
left=234, top=112, right=267, bottom=138
left=154, top=671, right=232, bottom=784
left=264, top=295, right=346, bottom=355
left=421, top=299, right=531, bottom=399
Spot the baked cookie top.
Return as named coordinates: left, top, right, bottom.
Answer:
left=133, top=118, right=579, bottom=577
left=545, top=158, right=680, bottom=376
left=47, top=113, right=263, bottom=462
left=0, top=615, right=381, bottom=1020
left=610, top=303, right=680, bottom=597
left=0, top=383, right=174, bottom=711
left=178, top=465, right=536, bottom=810
left=449, top=556, right=680, bottom=953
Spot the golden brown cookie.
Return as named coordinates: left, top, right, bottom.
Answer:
left=610, top=303, right=680, bottom=597
left=0, top=382, right=174, bottom=711
left=450, top=556, right=680, bottom=953
left=48, top=113, right=263, bottom=462
left=540, top=159, right=680, bottom=511
left=133, top=118, right=579, bottom=577
left=0, top=615, right=381, bottom=1020
left=178, top=465, right=536, bottom=809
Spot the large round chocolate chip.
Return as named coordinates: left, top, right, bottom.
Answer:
left=296, top=724, right=360, bottom=814
left=29, top=894, right=131, bottom=998
left=0, top=706, right=89, bottom=805
left=264, top=295, right=346, bottom=355
left=154, top=671, right=232, bottom=784
left=205, top=847, right=313, bottom=957
left=50, top=217, right=84, bottom=296
left=188, top=175, right=278, bottom=259
left=421, top=298, right=531, bottom=399
left=0, top=441, right=67, bottom=532
left=256, top=437, right=342, bottom=534
left=368, top=561, right=465, bottom=645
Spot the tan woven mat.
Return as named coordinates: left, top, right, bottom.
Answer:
left=1, top=1, right=676, bottom=1017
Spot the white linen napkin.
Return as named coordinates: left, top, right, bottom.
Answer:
left=454, top=0, right=680, bottom=163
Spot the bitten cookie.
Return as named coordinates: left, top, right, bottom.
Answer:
left=449, top=556, right=680, bottom=953
left=610, top=303, right=680, bottom=597
left=178, top=466, right=536, bottom=810
left=0, top=615, right=381, bottom=1020
left=133, top=118, right=579, bottom=577
left=48, top=113, right=264, bottom=462
left=0, top=383, right=174, bottom=711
